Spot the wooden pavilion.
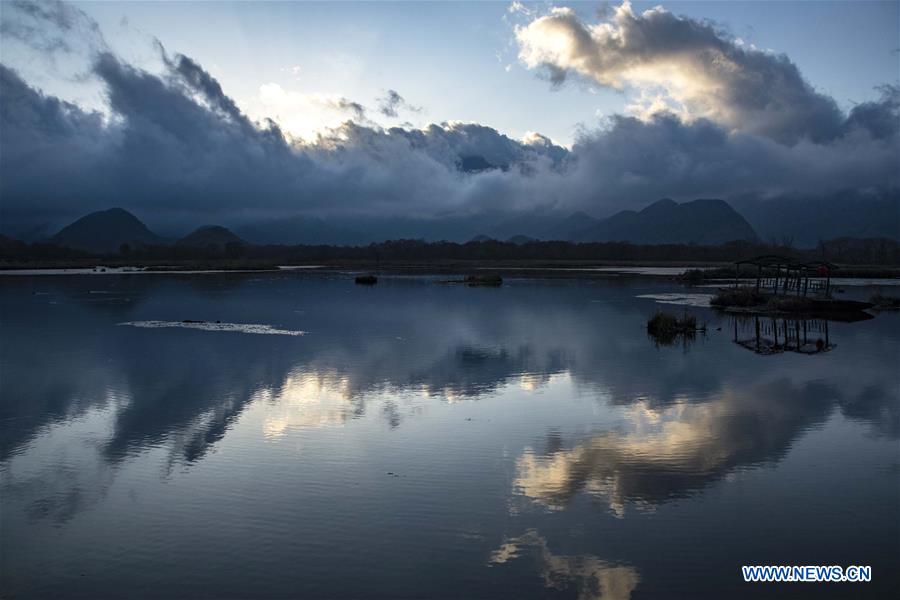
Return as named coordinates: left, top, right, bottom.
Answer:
left=734, top=255, right=837, bottom=298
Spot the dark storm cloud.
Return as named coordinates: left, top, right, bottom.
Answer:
left=0, top=64, right=109, bottom=221
left=0, top=50, right=567, bottom=224
left=160, top=48, right=248, bottom=125
left=558, top=103, right=899, bottom=207
left=0, top=0, right=898, bottom=231
left=842, top=85, right=900, bottom=140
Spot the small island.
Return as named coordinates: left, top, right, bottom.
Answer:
left=710, top=255, right=874, bottom=318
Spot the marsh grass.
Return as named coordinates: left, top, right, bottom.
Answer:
left=647, top=310, right=704, bottom=346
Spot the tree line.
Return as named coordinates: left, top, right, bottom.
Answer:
left=2, top=235, right=899, bottom=266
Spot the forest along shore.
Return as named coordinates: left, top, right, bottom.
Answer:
left=2, top=261, right=900, bottom=280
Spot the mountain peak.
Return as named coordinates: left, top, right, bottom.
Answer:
left=177, top=225, right=244, bottom=247
left=573, top=198, right=758, bottom=245
left=641, top=198, right=678, bottom=212
left=52, top=208, right=162, bottom=254
left=101, top=207, right=137, bottom=217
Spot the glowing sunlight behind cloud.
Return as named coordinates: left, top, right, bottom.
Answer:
left=252, top=83, right=367, bottom=142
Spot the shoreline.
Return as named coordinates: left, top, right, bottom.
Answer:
left=2, top=262, right=900, bottom=285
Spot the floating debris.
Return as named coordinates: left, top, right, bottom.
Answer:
left=637, top=293, right=714, bottom=307
left=119, top=320, right=306, bottom=336
left=355, top=275, right=378, bottom=285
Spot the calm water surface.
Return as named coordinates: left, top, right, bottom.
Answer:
left=1, top=272, right=898, bottom=599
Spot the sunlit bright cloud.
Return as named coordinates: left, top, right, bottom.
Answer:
left=248, top=83, right=368, bottom=142
left=514, top=1, right=848, bottom=144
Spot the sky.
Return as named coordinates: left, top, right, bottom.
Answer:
left=5, top=0, right=897, bottom=145
left=0, top=0, right=898, bottom=232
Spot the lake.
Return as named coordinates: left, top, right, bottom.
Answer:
left=1, top=271, right=898, bottom=599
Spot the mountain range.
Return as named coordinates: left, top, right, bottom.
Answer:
left=8, top=189, right=896, bottom=250
left=12, top=194, right=898, bottom=254
left=31, top=198, right=756, bottom=253
left=549, top=199, right=757, bottom=245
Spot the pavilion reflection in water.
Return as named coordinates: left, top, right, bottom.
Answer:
left=732, top=315, right=835, bottom=355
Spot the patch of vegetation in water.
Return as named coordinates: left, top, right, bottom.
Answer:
left=647, top=310, right=705, bottom=346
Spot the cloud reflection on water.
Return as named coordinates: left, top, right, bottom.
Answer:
left=489, top=530, right=640, bottom=600
left=514, top=379, right=837, bottom=516
left=1, top=274, right=897, bottom=527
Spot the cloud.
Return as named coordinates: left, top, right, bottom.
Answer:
left=256, top=83, right=369, bottom=139
left=0, top=0, right=897, bottom=236
left=159, top=48, right=248, bottom=125
left=557, top=106, right=899, bottom=206
left=376, top=89, right=421, bottom=118
left=514, top=2, right=846, bottom=144
left=0, top=50, right=568, bottom=225
left=0, top=0, right=106, bottom=54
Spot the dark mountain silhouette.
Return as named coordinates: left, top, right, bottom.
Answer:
left=42, top=192, right=897, bottom=251
left=571, top=198, right=758, bottom=245
left=176, top=225, right=245, bottom=248
left=541, top=211, right=600, bottom=241
left=734, top=190, right=900, bottom=247
left=51, top=208, right=163, bottom=253
left=469, top=234, right=494, bottom=242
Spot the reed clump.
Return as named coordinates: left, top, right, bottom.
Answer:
left=647, top=310, right=704, bottom=345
